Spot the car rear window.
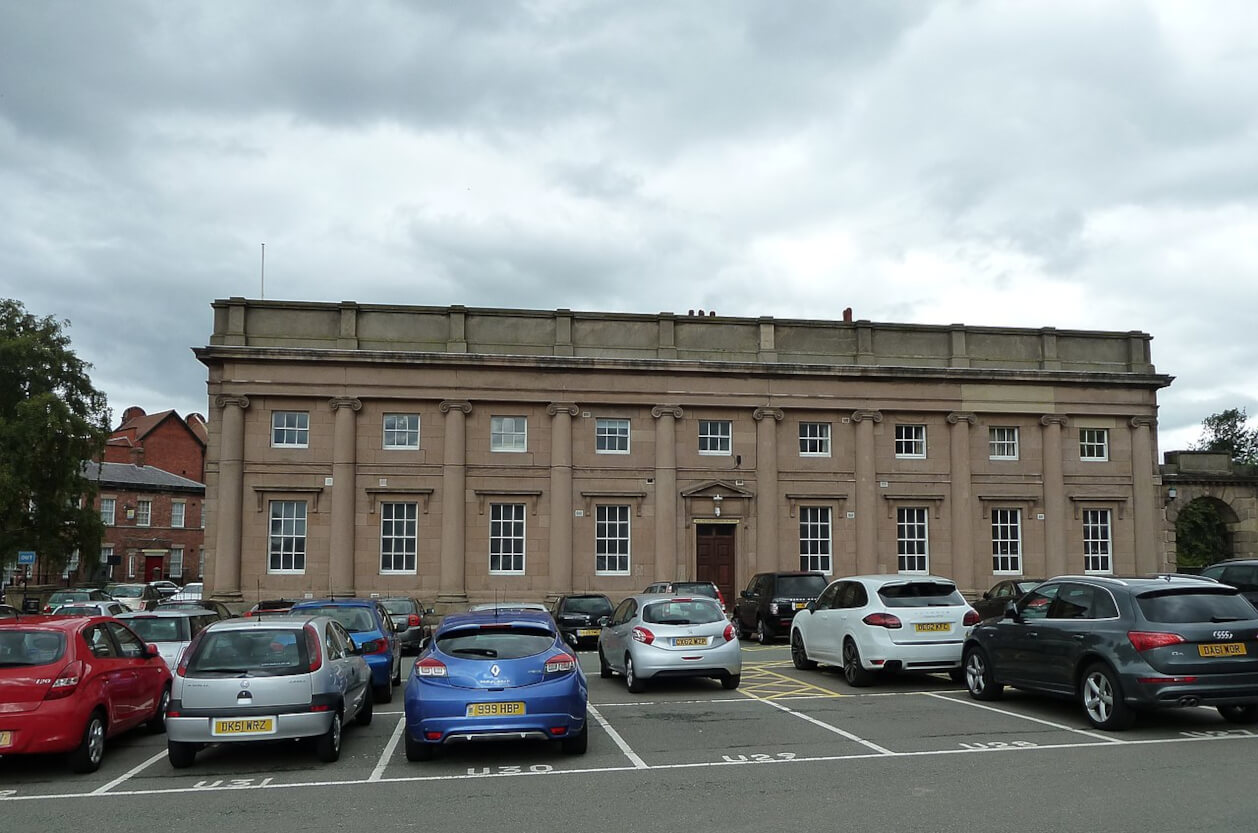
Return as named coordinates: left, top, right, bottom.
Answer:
left=562, top=596, right=613, bottom=616
left=777, top=575, right=828, bottom=597
left=878, top=582, right=966, bottom=607
left=380, top=599, right=416, bottom=615
left=56, top=606, right=99, bottom=616
left=673, top=583, right=719, bottom=599
left=125, top=617, right=188, bottom=643
left=0, top=630, right=68, bottom=667
left=437, top=625, right=555, bottom=659
left=642, top=599, right=724, bottom=625
left=1136, top=590, right=1258, bottom=624
left=50, top=591, right=90, bottom=603
left=186, top=629, right=307, bottom=676
left=295, top=606, right=376, bottom=632
left=108, top=585, right=145, bottom=598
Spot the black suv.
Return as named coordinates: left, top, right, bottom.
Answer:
left=963, top=574, right=1258, bottom=730
left=732, top=571, right=828, bottom=644
left=550, top=593, right=615, bottom=650
left=1198, top=560, right=1258, bottom=607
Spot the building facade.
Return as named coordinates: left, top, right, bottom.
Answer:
left=196, top=299, right=1172, bottom=608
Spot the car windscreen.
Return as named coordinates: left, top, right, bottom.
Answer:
left=49, top=591, right=90, bottom=603
left=124, top=617, right=188, bottom=643
left=0, top=630, right=68, bottom=667
left=186, top=629, right=307, bottom=676
left=642, top=600, right=724, bottom=625
left=673, top=583, right=718, bottom=599
left=436, top=625, right=555, bottom=659
left=107, top=585, right=145, bottom=598
left=777, top=576, right=829, bottom=597
left=294, top=606, right=376, bottom=633
left=1136, top=590, right=1258, bottom=624
left=380, top=599, right=416, bottom=615
left=1015, top=581, right=1042, bottom=594
left=877, top=582, right=966, bottom=607
left=55, top=606, right=100, bottom=616
left=561, top=596, right=613, bottom=615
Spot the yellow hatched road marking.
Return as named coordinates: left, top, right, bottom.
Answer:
left=738, top=663, right=843, bottom=700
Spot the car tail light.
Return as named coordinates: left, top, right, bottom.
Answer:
left=304, top=624, right=322, bottom=672
left=963, top=609, right=981, bottom=627
left=1128, top=631, right=1186, bottom=652
left=359, top=638, right=389, bottom=655
left=1138, top=676, right=1199, bottom=684
left=415, top=657, right=447, bottom=677
left=407, top=614, right=421, bottom=627
left=862, top=612, right=902, bottom=629
left=44, top=661, right=84, bottom=700
left=43, top=605, right=53, bottom=614
left=723, top=624, right=735, bottom=642
left=716, top=589, right=726, bottom=609
left=544, top=653, right=576, bottom=674
left=632, top=626, right=655, bottom=645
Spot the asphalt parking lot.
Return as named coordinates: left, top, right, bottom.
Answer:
left=5, top=643, right=1258, bottom=831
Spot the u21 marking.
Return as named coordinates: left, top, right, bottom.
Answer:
left=192, top=777, right=274, bottom=789
left=467, top=764, right=554, bottom=776
left=721, top=753, right=797, bottom=763
left=959, top=741, right=1037, bottom=750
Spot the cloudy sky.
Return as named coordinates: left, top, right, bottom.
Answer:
left=2, top=0, right=1255, bottom=455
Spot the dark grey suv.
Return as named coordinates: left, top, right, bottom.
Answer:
left=963, top=574, right=1258, bottom=730
left=1199, top=560, right=1258, bottom=607
left=732, top=571, right=829, bottom=644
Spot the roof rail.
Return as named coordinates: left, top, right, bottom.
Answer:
left=1049, top=574, right=1130, bottom=586
left=1153, top=572, right=1218, bottom=583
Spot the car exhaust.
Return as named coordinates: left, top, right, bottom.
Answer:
left=1178, top=696, right=1199, bottom=707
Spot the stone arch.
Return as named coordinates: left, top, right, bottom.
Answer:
left=1169, top=494, right=1242, bottom=566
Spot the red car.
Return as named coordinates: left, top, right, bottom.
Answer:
left=0, top=616, right=172, bottom=772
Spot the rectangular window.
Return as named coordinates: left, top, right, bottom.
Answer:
left=268, top=500, right=308, bottom=573
left=989, top=427, right=1019, bottom=460
left=991, top=509, right=1022, bottom=573
left=1083, top=509, right=1112, bottom=573
left=100, top=545, right=113, bottom=565
left=380, top=502, right=418, bottom=574
left=1080, top=428, right=1109, bottom=461
left=895, top=424, right=926, bottom=458
left=799, top=506, right=832, bottom=573
left=169, top=546, right=184, bottom=579
left=595, top=418, right=631, bottom=454
left=490, top=503, right=526, bottom=574
left=798, top=422, right=831, bottom=457
left=198, top=548, right=206, bottom=580
left=100, top=497, right=115, bottom=526
left=171, top=501, right=186, bottom=529
left=698, top=420, right=732, bottom=455
left=271, top=411, right=310, bottom=448
left=383, top=413, right=420, bottom=449
left=595, top=505, right=631, bottom=574
left=128, top=553, right=136, bottom=579
left=136, top=499, right=152, bottom=527
left=491, top=416, right=528, bottom=452
left=896, top=507, right=929, bottom=572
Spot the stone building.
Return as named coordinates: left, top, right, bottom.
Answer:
left=196, top=299, right=1172, bottom=608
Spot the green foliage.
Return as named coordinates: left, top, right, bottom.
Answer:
left=1174, top=500, right=1231, bottom=568
left=1192, top=408, right=1258, bottom=465
left=0, top=299, right=110, bottom=570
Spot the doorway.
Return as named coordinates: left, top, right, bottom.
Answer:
left=696, top=524, right=736, bottom=609
left=145, top=553, right=165, bottom=582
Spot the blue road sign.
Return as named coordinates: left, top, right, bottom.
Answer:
left=17, top=551, right=36, bottom=565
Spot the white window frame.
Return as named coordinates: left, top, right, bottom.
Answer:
left=595, top=504, right=631, bottom=575
left=489, top=503, right=526, bottom=574
left=491, top=416, right=528, bottom=453
left=171, top=501, right=186, bottom=529
left=989, top=427, right=1019, bottom=461
left=1080, top=428, right=1109, bottom=462
left=799, top=506, right=832, bottom=573
left=198, top=548, right=206, bottom=580
left=380, top=501, right=419, bottom=574
left=100, top=497, right=116, bottom=526
left=895, top=424, right=926, bottom=459
left=271, top=410, right=310, bottom=448
left=169, top=546, right=184, bottom=579
left=991, top=508, right=1022, bottom=574
left=595, top=418, right=631, bottom=454
left=127, top=553, right=136, bottom=579
left=798, top=422, right=832, bottom=457
left=896, top=507, right=929, bottom=573
left=383, top=413, right=420, bottom=450
left=1083, top=509, right=1113, bottom=574
left=101, top=545, right=114, bottom=579
left=698, top=420, right=732, bottom=456
left=136, top=499, right=152, bottom=528
left=267, top=500, right=308, bottom=574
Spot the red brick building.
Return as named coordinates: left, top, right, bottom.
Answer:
left=104, top=407, right=208, bottom=481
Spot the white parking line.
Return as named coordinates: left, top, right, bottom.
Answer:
left=924, top=692, right=1125, bottom=743
left=750, top=695, right=895, bottom=755
left=90, top=749, right=169, bottom=795
left=586, top=704, right=648, bottom=769
left=369, top=717, right=406, bottom=781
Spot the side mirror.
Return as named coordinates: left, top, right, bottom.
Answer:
left=1003, top=600, right=1020, bottom=621
left=597, top=616, right=610, bottom=627
left=425, top=607, right=436, bottom=615
left=348, top=643, right=363, bottom=655
left=806, top=600, right=815, bottom=612
left=740, top=590, right=753, bottom=600
left=144, top=643, right=161, bottom=660
left=982, top=591, right=992, bottom=600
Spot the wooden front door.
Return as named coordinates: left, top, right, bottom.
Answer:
left=145, top=554, right=165, bottom=582
left=696, top=524, right=736, bottom=609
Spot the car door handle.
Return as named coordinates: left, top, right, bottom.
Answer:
left=1026, top=631, right=1038, bottom=638
left=1072, top=634, right=1087, bottom=641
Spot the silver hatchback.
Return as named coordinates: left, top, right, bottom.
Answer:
left=165, top=615, right=372, bottom=767
left=598, top=594, right=742, bottom=693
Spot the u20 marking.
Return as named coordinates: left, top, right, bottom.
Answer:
left=467, top=764, right=554, bottom=776
left=959, top=741, right=1038, bottom=750
left=721, top=752, right=797, bottom=763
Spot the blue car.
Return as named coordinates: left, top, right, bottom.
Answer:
left=289, top=599, right=402, bottom=702
left=403, top=609, right=588, bottom=761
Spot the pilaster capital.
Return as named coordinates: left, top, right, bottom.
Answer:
left=946, top=412, right=977, bottom=425
left=850, top=409, right=882, bottom=423
left=547, top=402, right=580, bottom=417
left=329, top=396, right=361, bottom=412
left=753, top=407, right=784, bottom=422
left=1129, top=416, right=1157, bottom=430
left=439, top=400, right=472, bottom=415
left=651, top=405, right=684, bottom=420
left=215, top=395, right=251, bottom=410
left=1040, top=414, right=1069, bottom=427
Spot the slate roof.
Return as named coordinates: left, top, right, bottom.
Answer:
left=83, top=461, right=205, bottom=492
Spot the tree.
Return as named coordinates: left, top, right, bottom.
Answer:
left=1174, top=500, right=1232, bottom=568
left=1192, top=408, right=1258, bottom=465
left=0, top=299, right=110, bottom=575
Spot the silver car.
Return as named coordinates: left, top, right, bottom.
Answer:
left=597, top=594, right=742, bottom=693
left=165, top=615, right=372, bottom=767
left=118, top=609, right=219, bottom=671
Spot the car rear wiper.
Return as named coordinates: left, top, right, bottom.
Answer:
left=1211, top=616, right=1244, bottom=623
left=451, top=647, right=498, bottom=657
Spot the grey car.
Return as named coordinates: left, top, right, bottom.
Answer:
left=118, top=609, right=219, bottom=671
left=165, top=615, right=373, bottom=767
left=597, top=594, right=741, bottom=693
left=379, top=596, right=435, bottom=654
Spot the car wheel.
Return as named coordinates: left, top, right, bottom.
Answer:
left=1081, top=663, right=1134, bottom=730
left=1218, top=704, right=1258, bottom=724
left=315, top=711, right=343, bottom=762
left=790, top=632, right=817, bottom=670
left=147, top=685, right=171, bottom=733
left=733, top=614, right=748, bottom=641
left=842, top=639, right=873, bottom=687
left=405, top=731, right=434, bottom=762
left=374, top=681, right=393, bottom=704
left=625, top=655, right=647, bottom=693
left=964, top=647, right=1003, bottom=701
left=598, top=646, right=613, bottom=679
left=68, top=710, right=106, bottom=774
left=167, top=740, right=198, bottom=769
left=756, top=618, right=772, bottom=645
left=355, top=688, right=374, bottom=726
left=721, top=673, right=741, bottom=690
left=561, top=720, right=588, bottom=755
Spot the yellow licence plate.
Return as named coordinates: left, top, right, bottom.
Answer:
left=915, top=622, right=952, bottom=633
left=793, top=603, right=806, bottom=610
left=212, top=717, right=275, bottom=736
left=1199, top=642, right=1248, bottom=657
left=674, top=636, right=710, bottom=647
left=577, top=629, right=600, bottom=637
left=467, top=702, right=525, bottom=717
left=0, top=730, right=12, bottom=749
